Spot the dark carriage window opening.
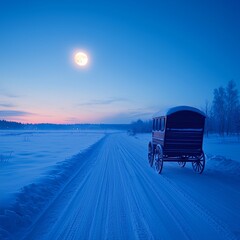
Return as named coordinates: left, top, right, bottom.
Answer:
left=161, top=117, right=165, bottom=131
left=158, top=118, right=161, bottom=131
left=156, top=119, right=159, bottom=131
left=153, top=117, right=166, bottom=131
left=156, top=118, right=161, bottom=131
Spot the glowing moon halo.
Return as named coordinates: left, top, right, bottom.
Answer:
left=74, top=52, right=88, bottom=66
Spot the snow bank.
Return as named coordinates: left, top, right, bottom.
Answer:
left=0, top=135, right=107, bottom=239
left=204, top=135, right=240, bottom=163
left=203, top=135, right=240, bottom=176
left=206, top=155, right=240, bottom=177
left=0, top=130, right=105, bottom=206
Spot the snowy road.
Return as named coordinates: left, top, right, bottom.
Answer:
left=22, top=133, right=240, bottom=240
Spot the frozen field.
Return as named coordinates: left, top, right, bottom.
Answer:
left=0, top=130, right=105, bottom=206
left=0, top=132, right=240, bottom=239
left=203, top=135, right=240, bottom=178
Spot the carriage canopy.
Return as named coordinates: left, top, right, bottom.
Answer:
left=149, top=106, right=206, bottom=174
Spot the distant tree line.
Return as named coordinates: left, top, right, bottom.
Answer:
left=0, top=120, right=24, bottom=129
left=130, top=80, right=240, bottom=136
left=129, top=119, right=152, bottom=135
left=0, top=120, right=130, bottom=131
left=204, top=79, right=240, bottom=136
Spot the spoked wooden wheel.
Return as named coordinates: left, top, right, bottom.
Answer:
left=178, top=161, right=186, bottom=168
left=154, top=145, right=163, bottom=174
left=148, top=142, right=154, bottom=167
left=192, top=152, right=205, bottom=174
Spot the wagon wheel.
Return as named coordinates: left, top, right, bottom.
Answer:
left=192, top=152, right=205, bottom=174
left=178, top=156, right=187, bottom=167
left=154, top=145, right=163, bottom=174
left=148, top=142, right=154, bottom=167
left=178, top=161, right=186, bottom=168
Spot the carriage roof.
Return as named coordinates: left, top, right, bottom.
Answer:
left=153, top=106, right=206, bottom=118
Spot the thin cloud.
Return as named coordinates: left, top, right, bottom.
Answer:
left=0, top=103, right=16, bottom=108
left=64, top=117, right=81, bottom=123
left=0, top=89, right=20, bottom=98
left=99, top=110, right=154, bottom=124
left=78, top=97, right=129, bottom=106
left=125, top=106, right=158, bottom=119
left=129, top=111, right=153, bottom=118
left=0, top=110, right=33, bottom=117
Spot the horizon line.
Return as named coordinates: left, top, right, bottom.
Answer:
left=0, top=119, right=135, bottom=125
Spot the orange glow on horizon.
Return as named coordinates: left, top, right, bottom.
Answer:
left=4, top=112, right=107, bottom=124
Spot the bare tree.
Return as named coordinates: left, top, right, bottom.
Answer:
left=212, top=87, right=226, bottom=136
left=130, top=119, right=152, bottom=134
left=235, top=104, right=240, bottom=138
left=226, top=79, right=239, bottom=135
left=204, top=100, right=210, bottom=136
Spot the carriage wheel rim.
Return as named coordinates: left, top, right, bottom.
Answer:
left=148, top=153, right=153, bottom=167
left=192, top=154, right=205, bottom=174
left=154, top=147, right=163, bottom=174
left=148, top=143, right=154, bottom=167
left=178, top=161, right=186, bottom=168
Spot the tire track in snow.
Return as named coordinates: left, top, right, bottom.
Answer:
left=160, top=176, right=238, bottom=240
left=24, top=134, right=152, bottom=240
left=117, top=135, right=237, bottom=240
left=117, top=139, right=193, bottom=240
left=48, top=138, right=112, bottom=240
left=105, top=140, right=135, bottom=239
left=22, top=136, right=108, bottom=240
left=22, top=133, right=238, bottom=240
left=116, top=143, right=154, bottom=240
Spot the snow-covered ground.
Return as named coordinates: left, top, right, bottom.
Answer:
left=204, top=135, right=240, bottom=163
left=0, top=130, right=105, bottom=207
left=0, top=132, right=240, bottom=239
left=203, top=135, right=240, bottom=177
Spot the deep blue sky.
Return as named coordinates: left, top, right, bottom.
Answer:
left=1, top=0, right=240, bottom=123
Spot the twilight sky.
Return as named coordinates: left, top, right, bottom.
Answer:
left=1, top=0, right=240, bottom=124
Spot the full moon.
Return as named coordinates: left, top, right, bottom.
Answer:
left=74, top=52, right=88, bottom=66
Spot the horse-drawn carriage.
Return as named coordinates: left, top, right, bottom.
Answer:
left=148, top=106, right=206, bottom=174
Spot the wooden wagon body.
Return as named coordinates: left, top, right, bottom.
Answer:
left=148, top=106, right=206, bottom=174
